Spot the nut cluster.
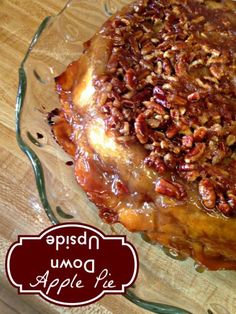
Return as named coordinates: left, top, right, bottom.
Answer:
left=93, top=0, right=236, bottom=215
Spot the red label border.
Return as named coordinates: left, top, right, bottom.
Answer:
left=5, top=223, right=139, bottom=307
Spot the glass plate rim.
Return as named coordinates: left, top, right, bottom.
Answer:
left=15, top=2, right=192, bottom=314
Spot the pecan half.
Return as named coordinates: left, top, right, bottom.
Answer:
left=125, top=69, right=138, bottom=89
left=107, top=54, right=119, bottom=73
left=199, top=179, right=216, bottom=210
left=168, top=94, right=187, bottom=106
left=182, top=170, right=200, bottom=182
left=193, top=127, right=207, bottom=142
left=143, top=101, right=166, bottom=115
left=153, top=86, right=169, bottom=108
left=185, top=143, right=206, bottom=163
left=155, top=179, right=186, bottom=200
left=135, top=113, right=149, bottom=144
left=209, top=64, right=225, bottom=80
left=166, top=124, right=179, bottom=139
left=145, top=155, right=166, bottom=174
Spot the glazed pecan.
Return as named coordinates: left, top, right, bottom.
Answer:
left=182, top=170, right=200, bottom=182
left=209, top=65, right=225, bottom=80
left=175, top=56, right=188, bottom=76
left=135, top=113, right=149, bottom=144
left=212, top=142, right=227, bottom=165
left=185, top=143, right=206, bottom=163
left=193, top=127, right=207, bottom=142
left=155, top=179, right=186, bottom=200
left=163, top=58, right=173, bottom=75
left=166, top=124, right=179, bottom=139
left=168, top=94, right=187, bottom=106
left=217, top=193, right=233, bottom=216
left=111, top=77, right=126, bottom=93
left=141, top=42, right=155, bottom=55
left=199, top=179, right=216, bottom=210
left=144, top=154, right=166, bottom=174
left=153, top=86, right=169, bottom=108
left=163, top=153, right=178, bottom=169
left=143, top=101, right=166, bottom=115
left=125, top=69, right=138, bottom=89
left=107, top=54, right=119, bottom=73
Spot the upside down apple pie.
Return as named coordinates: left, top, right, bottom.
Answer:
left=52, top=0, right=236, bottom=270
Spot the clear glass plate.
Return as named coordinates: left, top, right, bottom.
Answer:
left=16, top=1, right=236, bottom=313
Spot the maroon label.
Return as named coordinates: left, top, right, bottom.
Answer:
left=6, top=223, right=138, bottom=306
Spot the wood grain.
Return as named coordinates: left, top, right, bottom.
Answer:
left=0, top=1, right=148, bottom=313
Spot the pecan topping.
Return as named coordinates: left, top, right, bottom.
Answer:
left=96, top=0, right=236, bottom=216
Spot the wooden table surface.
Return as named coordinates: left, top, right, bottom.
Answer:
left=0, top=1, right=148, bottom=313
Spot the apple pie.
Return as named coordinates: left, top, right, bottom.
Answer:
left=52, top=0, right=236, bottom=270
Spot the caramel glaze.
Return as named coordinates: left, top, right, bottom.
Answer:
left=53, top=0, right=236, bottom=270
